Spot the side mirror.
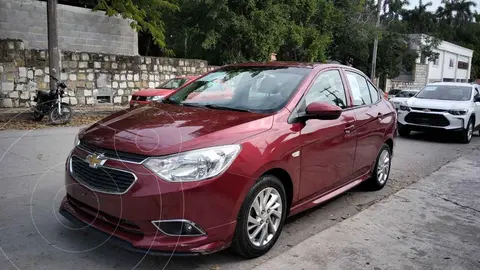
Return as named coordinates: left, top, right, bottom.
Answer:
left=300, top=102, right=342, bottom=121
left=475, top=96, right=480, bottom=102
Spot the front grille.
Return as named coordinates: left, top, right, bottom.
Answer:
left=78, top=140, right=148, bottom=163
left=132, top=95, right=147, bottom=101
left=405, top=112, right=450, bottom=127
left=411, top=107, right=446, bottom=113
left=70, top=156, right=136, bottom=194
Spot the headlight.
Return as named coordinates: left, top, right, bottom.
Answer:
left=448, top=110, right=467, bottom=115
left=74, top=127, right=86, bottom=147
left=147, top=95, right=164, bottom=101
left=144, top=145, right=241, bottom=182
left=399, top=105, right=410, bottom=111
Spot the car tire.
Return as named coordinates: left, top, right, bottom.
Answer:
left=365, top=144, right=392, bottom=191
left=459, top=118, right=474, bottom=144
left=230, top=175, right=287, bottom=258
left=398, top=126, right=411, bottom=137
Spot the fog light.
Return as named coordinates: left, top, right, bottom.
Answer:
left=152, top=220, right=206, bottom=236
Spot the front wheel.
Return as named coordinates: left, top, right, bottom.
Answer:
left=48, top=103, right=72, bottom=125
left=459, top=118, right=474, bottom=144
left=398, top=125, right=411, bottom=137
left=231, top=175, right=287, bottom=258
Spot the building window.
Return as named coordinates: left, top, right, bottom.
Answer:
left=432, top=53, right=440, bottom=66
left=458, top=61, right=469, bottom=70
left=449, top=58, right=454, bottom=68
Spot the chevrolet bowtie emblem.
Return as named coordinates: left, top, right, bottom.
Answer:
left=85, top=153, right=107, bottom=168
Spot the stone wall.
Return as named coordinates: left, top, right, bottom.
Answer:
left=0, top=0, right=138, bottom=55
left=0, top=39, right=216, bottom=108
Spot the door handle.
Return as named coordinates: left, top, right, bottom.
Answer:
left=345, top=124, right=355, bottom=134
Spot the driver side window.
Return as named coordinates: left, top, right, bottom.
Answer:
left=301, top=70, right=348, bottom=111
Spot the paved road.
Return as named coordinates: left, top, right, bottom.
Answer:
left=255, top=151, right=480, bottom=270
left=0, top=127, right=479, bottom=270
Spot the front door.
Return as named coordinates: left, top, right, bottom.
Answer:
left=474, top=87, right=480, bottom=129
left=296, top=69, right=357, bottom=200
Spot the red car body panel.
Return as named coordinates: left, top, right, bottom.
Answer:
left=60, top=62, right=396, bottom=255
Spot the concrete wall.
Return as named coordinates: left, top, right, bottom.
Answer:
left=0, top=0, right=138, bottom=55
left=0, top=39, right=217, bottom=108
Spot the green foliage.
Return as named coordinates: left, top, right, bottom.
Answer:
left=94, top=0, right=178, bottom=52
left=94, top=0, right=480, bottom=80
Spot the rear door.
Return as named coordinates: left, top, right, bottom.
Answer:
left=344, top=70, right=387, bottom=180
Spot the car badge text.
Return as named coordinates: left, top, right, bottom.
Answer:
left=423, top=108, right=430, bottom=112
left=86, top=153, right=107, bottom=168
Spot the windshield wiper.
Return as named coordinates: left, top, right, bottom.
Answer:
left=162, top=98, right=179, bottom=104
left=203, top=104, right=252, bottom=112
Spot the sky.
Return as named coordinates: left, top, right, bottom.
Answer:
left=406, top=0, right=480, bottom=12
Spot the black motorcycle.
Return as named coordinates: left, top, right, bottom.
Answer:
left=32, top=73, right=72, bottom=124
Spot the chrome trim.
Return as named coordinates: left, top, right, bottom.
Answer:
left=151, top=219, right=207, bottom=237
left=69, top=154, right=138, bottom=195
left=76, top=144, right=146, bottom=164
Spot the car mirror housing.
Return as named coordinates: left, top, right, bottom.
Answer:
left=299, top=102, right=342, bottom=121
left=474, top=96, right=480, bottom=102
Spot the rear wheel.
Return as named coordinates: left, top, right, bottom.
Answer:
left=32, top=111, right=44, bottom=122
left=231, top=175, right=287, bottom=258
left=459, top=118, right=473, bottom=144
left=398, top=126, right=411, bottom=137
left=365, top=144, right=392, bottom=190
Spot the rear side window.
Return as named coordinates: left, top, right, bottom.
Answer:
left=367, top=81, right=379, bottom=103
left=346, top=72, right=372, bottom=106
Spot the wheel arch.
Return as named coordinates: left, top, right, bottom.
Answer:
left=261, top=168, right=294, bottom=215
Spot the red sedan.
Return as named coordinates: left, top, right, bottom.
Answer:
left=61, top=62, right=396, bottom=258
left=129, top=75, right=198, bottom=107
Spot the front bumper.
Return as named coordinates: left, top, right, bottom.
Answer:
left=397, top=109, right=466, bottom=131
left=59, top=147, right=251, bottom=255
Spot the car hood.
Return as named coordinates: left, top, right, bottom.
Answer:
left=407, top=98, right=470, bottom=110
left=133, top=89, right=175, bottom=97
left=79, top=104, right=273, bottom=156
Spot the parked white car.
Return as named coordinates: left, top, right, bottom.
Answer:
left=397, top=82, right=480, bottom=143
left=389, top=89, right=420, bottom=110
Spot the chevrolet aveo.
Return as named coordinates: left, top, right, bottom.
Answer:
left=60, top=62, right=396, bottom=258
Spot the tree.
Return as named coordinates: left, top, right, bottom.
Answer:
left=94, top=0, right=178, bottom=51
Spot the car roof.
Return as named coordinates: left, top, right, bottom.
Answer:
left=426, top=82, right=473, bottom=87
left=221, top=61, right=353, bottom=70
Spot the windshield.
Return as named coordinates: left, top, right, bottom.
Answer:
left=157, top=78, right=188, bottom=89
left=165, top=66, right=311, bottom=113
left=416, top=85, right=472, bottom=101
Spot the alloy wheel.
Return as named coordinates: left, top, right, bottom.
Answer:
left=377, top=149, right=390, bottom=185
left=467, top=122, right=473, bottom=141
left=247, top=187, right=282, bottom=247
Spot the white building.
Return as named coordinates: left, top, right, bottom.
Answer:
left=387, top=34, right=474, bottom=91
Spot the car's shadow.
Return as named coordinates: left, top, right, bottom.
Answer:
left=401, top=130, right=479, bottom=144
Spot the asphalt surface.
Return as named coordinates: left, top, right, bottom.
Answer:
left=0, top=127, right=479, bottom=270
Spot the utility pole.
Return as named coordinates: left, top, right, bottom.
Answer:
left=47, top=0, right=60, bottom=91
left=370, top=0, right=383, bottom=85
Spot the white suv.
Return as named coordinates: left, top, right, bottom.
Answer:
left=397, top=82, right=480, bottom=143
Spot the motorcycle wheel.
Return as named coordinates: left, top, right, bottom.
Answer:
left=48, top=104, right=72, bottom=125
left=33, top=111, right=44, bottom=122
